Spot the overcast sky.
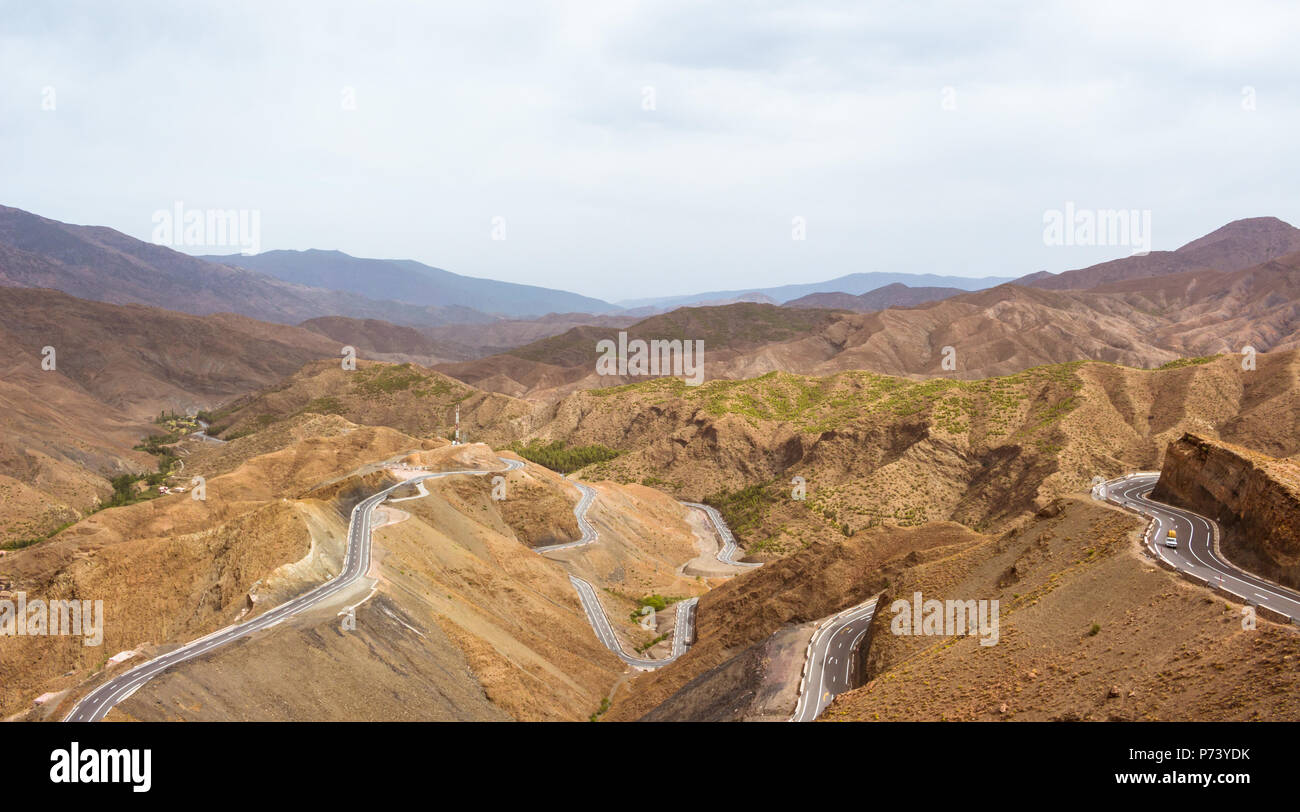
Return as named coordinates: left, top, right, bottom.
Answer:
left=3, top=0, right=1299, bottom=302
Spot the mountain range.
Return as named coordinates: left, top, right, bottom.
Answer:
left=200, top=249, right=618, bottom=318
left=616, top=271, right=1015, bottom=309
left=436, top=217, right=1300, bottom=398
left=5, top=203, right=1300, bottom=723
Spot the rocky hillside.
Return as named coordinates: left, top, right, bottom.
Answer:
left=604, top=521, right=980, bottom=721
left=822, top=494, right=1300, bottom=721
left=1020, top=216, right=1300, bottom=290
left=206, top=359, right=532, bottom=445
left=1153, top=434, right=1300, bottom=590
left=784, top=282, right=964, bottom=311
left=512, top=350, right=1300, bottom=557
left=0, top=421, right=445, bottom=718
left=0, top=287, right=346, bottom=546
left=443, top=242, right=1300, bottom=400
left=0, top=205, right=489, bottom=327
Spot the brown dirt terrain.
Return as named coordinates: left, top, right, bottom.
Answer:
left=440, top=221, right=1300, bottom=399
left=78, top=446, right=721, bottom=721
left=104, top=445, right=625, bottom=722
left=98, top=589, right=515, bottom=722
left=822, top=495, right=1300, bottom=721
left=511, top=350, right=1300, bottom=566
left=542, top=480, right=717, bottom=659
left=603, top=522, right=981, bottom=721
left=0, top=286, right=351, bottom=545
left=5, top=436, right=729, bottom=721
left=0, top=422, right=442, bottom=718
left=207, top=359, right=531, bottom=446
left=1021, top=216, right=1300, bottom=291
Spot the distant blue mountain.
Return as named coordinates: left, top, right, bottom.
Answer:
left=201, top=249, right=618, bottom=318
left=617, top=271, right=1015, bottom=310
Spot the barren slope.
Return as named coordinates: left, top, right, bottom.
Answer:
left=515, top=350, right=1300, bottom=561
left=823, top=495, right=1300, bottom=721
left=207, top=359, right=531, bottom=445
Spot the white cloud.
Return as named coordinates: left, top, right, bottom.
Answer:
left=2, top=0, right=1298, bottom=302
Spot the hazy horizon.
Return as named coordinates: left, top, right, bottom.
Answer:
left=4, top=0, right=1299, bottom=300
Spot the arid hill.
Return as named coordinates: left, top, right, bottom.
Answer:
left=299, top=316, right=461, bottom=365
left=443, top=247, right=1300, bottom=397
left=203, top=248, right=615, bottom=318
left=436, top=302, right=846, bottom=398
left=512, top=350, right=1300, bottom=558
left=418, top=311, right=640, bottom=360
left=1154, top=433, right=1300, bottom=590
left=0, top=287, right=346, bottom=545
left=300, top=312, right=638, bottom=363
left=822, top=493, right=1300, bottom=721
left=205, top=358, right=532, bottom=446
left=0, top=421, right=445, bottom=717
left=2, top=421, right=728, bottom=722
left=604, top=521, right=980, bottom=721
left=1019, top=216, right=1300, bottom=290
left=784, top=282, right=964, bottom=311
left=0, top=205, right=489, bottom=327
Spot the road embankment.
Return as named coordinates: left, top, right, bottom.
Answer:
left=1152, top=433, right=1300, bottom=591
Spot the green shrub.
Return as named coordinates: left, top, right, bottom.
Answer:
left=507, top=440, right=621, bottom=474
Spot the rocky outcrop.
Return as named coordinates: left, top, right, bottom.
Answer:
left=1152, top=433, right=1300, bottom=590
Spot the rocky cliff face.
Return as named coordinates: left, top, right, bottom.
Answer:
left=1152, top=433, right=1300, bottom=590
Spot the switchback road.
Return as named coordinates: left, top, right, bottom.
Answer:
left=66, top=455, right=747, bottom=719
left=1103, top=473, right=1300, bottom=622
left=65, top=459, right=522, bottom=722
left=790, top=598, right=878, bottom=722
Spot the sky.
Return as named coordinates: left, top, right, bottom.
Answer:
left=3, top=0, right=1299, bottom=303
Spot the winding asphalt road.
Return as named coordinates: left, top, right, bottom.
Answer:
left=790, top=599, right=878, bottom=722
left=65, top=459, right=523, bottom=722
left=535, top=482, right=598, bottom=553
left=683, top=502, right=762, bottom=567
left=566, top=575, right=699, bottom=669
left=1103, top=473, right=1300, bottom=622
left=65, top=454, right=744, bottom=718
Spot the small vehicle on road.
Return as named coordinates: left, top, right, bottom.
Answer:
left=1164, top=529, right=1178, bottom=548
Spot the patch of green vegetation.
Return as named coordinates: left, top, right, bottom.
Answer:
left=638, top=594, right=669, bottom=611
left=704, top=481, right=774, bottom=541
left=1, top=520, right=76, bottom=551
left=626, top=594, right=688, bottom=624
left=1157, top=355, right=1220, bottom=371
left=154, top=410, right=199, bottom=428
left=745, top=536, right=784, bottom=554
left=298, top=396, right=347, bottom=416
left=134, top=431, right=182, bottom=455
left=634, top=633, right=669, bottom=654
left=572, top=358, right=1094, bottom=456
left=350, top=363, right=457, bottom=398
left=588, top=376, right=688, bottom=398
left=224, top=413, right=279, bottom=441
left=3, top=428, right=187, bottom=550
left=589, top=697, right=611, bottom=722
left=1088, top=622, right=1102, bottom=637
left=508, top=439, right=622, bottom=474
left=1031, top=395, right=1079, bottom=429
